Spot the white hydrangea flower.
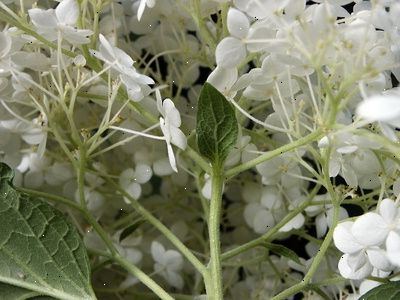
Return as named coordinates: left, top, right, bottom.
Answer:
left=305, top=198, right=349, bottom=238
left=28, top=0, right=93, bottom=44
left=151, top=241, right=184, bottom=290
left=333, top=199, right=400, bottom=281
left=215, top=8, right=250, bottom=68
left=156, top=90, right=187, bottom=172
left=91, top=34, right=155, bottom=101
left=119, top=163, right=153, bottom=202
left=351, top=199, right=400, bottom=247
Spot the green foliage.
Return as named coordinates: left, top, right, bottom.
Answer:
left=264, top=242, right=302, bottom=265
left=360, top=281, right=400, bottom=300
left=196, top=82, right=238, bottom=166
left=0, top=163, right=96, bottom=300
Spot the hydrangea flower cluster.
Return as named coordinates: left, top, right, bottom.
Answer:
left=1, top=0, right=400, bottom=299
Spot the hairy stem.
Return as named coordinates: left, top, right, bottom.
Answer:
left=206, top=165, right=224, bottom=300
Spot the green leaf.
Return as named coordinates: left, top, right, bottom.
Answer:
left=360, top=281, right=400, bottom=300
left=0, top=163, right=96, bottom=300
left=0, top=282, right=42, bottom=299
left=196, top=82, right=238, bottom=166
left=264, top=242, right=302, bottom=265
left=119, top=219, right=145, bottom=242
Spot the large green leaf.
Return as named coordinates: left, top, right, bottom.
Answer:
left=360, top=281, right=400, bottom=300
left=196, top=82, right=238, bottom=166
left=0, top=163, right=96, bottom=300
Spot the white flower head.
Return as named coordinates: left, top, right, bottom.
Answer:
left=91, top=34, right=154, bottom=101
left=119, top=164, right=153, bottom=202
left=28, top=0, right=93, bottom=44
left=151, top=241, right=184, bottom=289
left=156, top=90, right=187, bottom=172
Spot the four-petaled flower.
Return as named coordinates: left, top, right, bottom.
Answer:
left=28, top=0, right=93, bottom=44
left=156, top=90, right=187, bottom=172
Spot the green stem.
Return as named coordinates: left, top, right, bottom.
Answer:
left=107, top=178, right=208, bottom=276
left=225, top=129, right=324, bottom=178
left=206, top=165, right=224, bottom=300
left=184, top=146, right=212, bottom=174
left=271, top=204, right=340, bottom=300
left=113, top=255, right=174, bottom=300
left=90, top=249, right=173, bottom=300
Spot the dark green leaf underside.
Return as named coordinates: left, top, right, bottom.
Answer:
left=196, top=82, right=238, bottom=166
left=360, top=281, right=400, bottom=300
left=0, top=163, right=95, bottom=300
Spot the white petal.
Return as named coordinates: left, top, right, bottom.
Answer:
left=137, top=0, right=147, bottom=21
left=163, top=250, right=184, bottom=271
left=134, top=163, right=153, bottom=184
left=357, top=95, right=400, bottom=123
left=253, top=210, right=275, bottom=234
left=163, top=99, right=181, bottom=127
left=166, top=143, right=178, bottom=172
left=201, top=178, right=212, bottom=200
left=151, top=241, right=165, bottom=263
left=366, top=248, right=392, bottom=271
left=260, top=187, right=282, bottom=209
left=227, top=8, right=250, bottom=39
left=338, top=253, right=372, bottom=280
left=21, top=128, right=45, bottom=145
left=165, top=270, right=184, bottom=290
left=62, top=27, right=92, bottom=44
left=337, top=145, right=358, bottom=154
left=352, top=213, right=389, bottom=246
left=170, top=128, right=187, bottom=150
left=86, top=190, right=105, bottom=214
left=12, top=51, right=51, bottom=71
left=28, top=8, right=58, bottom=28
left=153, top=158, right=174, bottom=176
left=125, top=182, right=142, bottom=200
left=215, top=37, right=246, bottom=68
left=285, top=0, right=305, bottom=19
left=333, top=221, right=363, bottom=254
left=329, top=158, right=341, bottom=177
left=380, top=123, right=398, bottom=142
left=124, top=248, right=143, bottom=265
left=379, top=198, right=397, bottom=224
left=386, top=231, right=400, bottom=267
left=244, top=203, right=262, bottom=228
left=156, top=89, right=164, bottom=115
left=119, top=168, right=135, bottom=188
left=119, top=275, right=139, bottom=289
left=56, top=0, right=78, bottom=25
left=341, top=163, right=358, bottom=188
left=279, top=213, right=305, bottom=232
left=98, top=34, right=116, bottom=62
left=207, top=66, right=238, bottom=94
left=316, top=213, right=328, bottom=238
